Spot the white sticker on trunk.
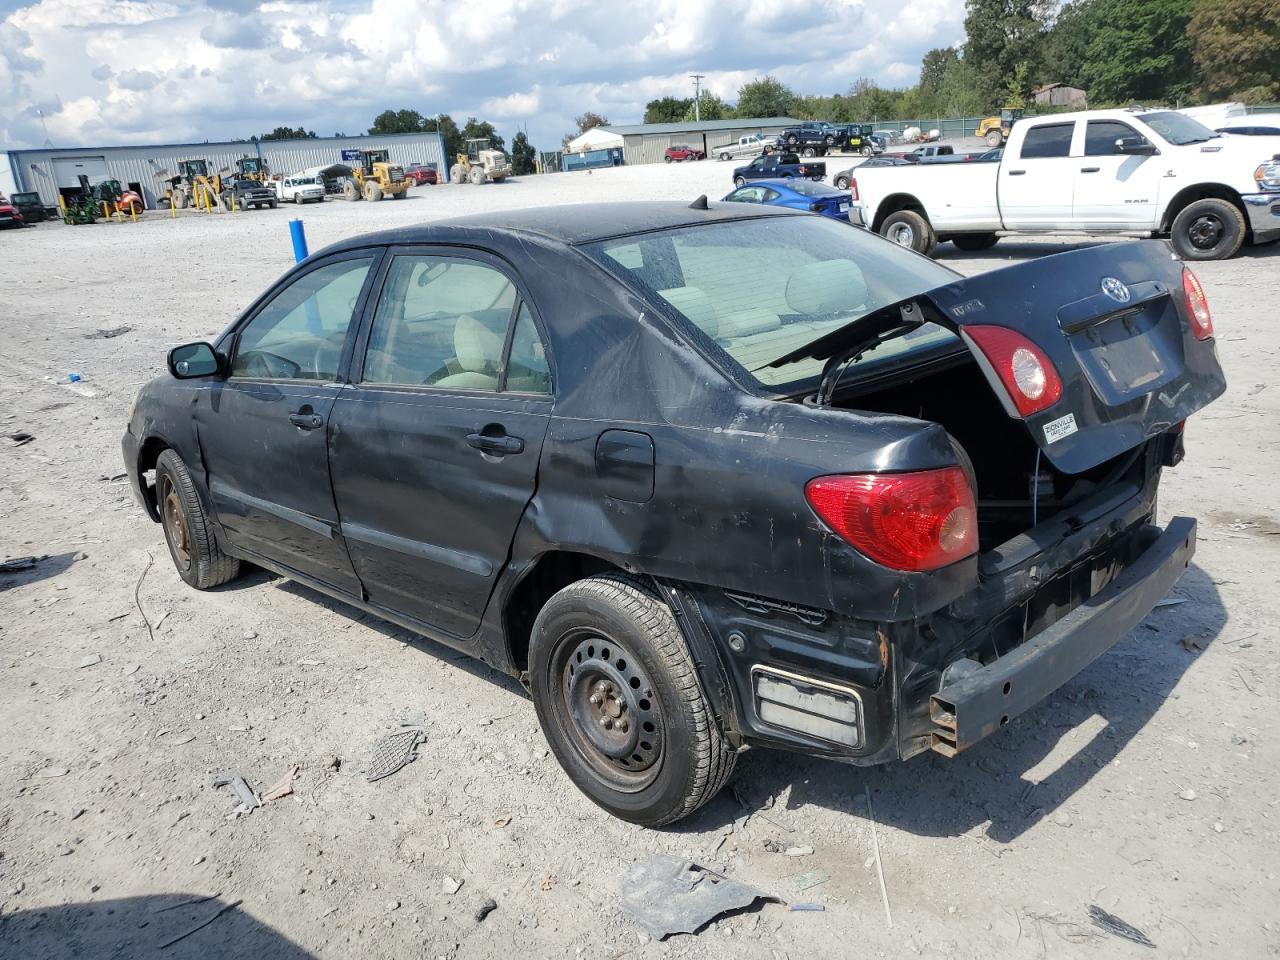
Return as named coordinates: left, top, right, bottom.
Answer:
left=1043, top=412, right=1079, bottom=444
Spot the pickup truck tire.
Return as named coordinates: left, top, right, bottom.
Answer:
left=952, top=233, right=999, bottom=252
left=786, top=135, right=798, bottom=146
left=529, top=573, right=736, bottom=827
left=802, top=147, right=817, bottom=158
left=268, top=199, right=278, bottom=209
left=734, top=175, right=746, bottom=187
left=881, top=210, right=936, bottom=255
left=155, top=450, right=240, bottom=590
left=720, top=152, right=731, bottom=161
left=1170, top=199, right=1245, bottom=261
left=860, top=145, right=873, bottom=157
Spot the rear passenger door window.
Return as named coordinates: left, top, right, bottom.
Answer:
left=1019, top=123, right=1074, bottom=159
left=363, top=255, right=516, bottom=389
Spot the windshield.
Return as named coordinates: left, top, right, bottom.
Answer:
left=585, top=215, right=961, bottom=393
left=1143, top=111, right=1218, bottom=145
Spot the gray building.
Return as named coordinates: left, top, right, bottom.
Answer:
left=600, top=117, right=801, bottom=165
left=5, top=130, right=449, bottom=209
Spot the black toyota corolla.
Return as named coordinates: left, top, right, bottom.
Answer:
left=123, top=202, right=1225, bottom=825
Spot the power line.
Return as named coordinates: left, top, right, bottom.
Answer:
left=690, top=74, right=705, bottom=122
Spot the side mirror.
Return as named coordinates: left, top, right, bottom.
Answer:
left=1116, top=136, right=1157, bottom=156
left=168, top=342, right=221, bottom=379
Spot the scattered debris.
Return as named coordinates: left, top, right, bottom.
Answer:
left=85, top=325, right=134, bottom=339
left=36, top=767, right=70, bottom=778
left=78, top=654, right=102, bottom=668
left=3, top=433, right=35, bottom=448
left=366, top=728, right=426, bottom=782
left=791, top=870, right=829, bottom=892
left=212, top=774, right=260, bottom=810
left=1088, top=905, right=1155, bottom=948
left=474, top=897, right=498, bottom=922
left=70, top=808, right=86, bottom=820
left=151, top=892, right=221, bottom=914
left=321, top=755, right=341, bottom=773
left=158, top=898, right=243, bottom=949
left=1179, top=636, right=1204, bottom=652
left=494, top=815, right=512, bottom=828
left=1235, top=668, right=1260, bottom=696
left=162, top=733, right=196, bottom=746
left=783, top=845, right=814, bottom=857
left=262, top=765, right=300, bottom=802
left=441, top=876, right=463, bottom=895
left=620, top=856, right=779, bottom=940
left=1154, top=596, right=1188, bottom=608
left=540, top=873, right=555, bottom=891
left=1117, top=840, right=1153, bottom=865
left=788, top=903, right=825, bottom=912
left=134, top=554, right=156, bottom=644
left=1, top=555, right=43, bottom=572
left=297, top=658, right=322, bottom=666
left=1179, top=789, right=1197, bottom=801
left=866, top=786, right=893, bottom=929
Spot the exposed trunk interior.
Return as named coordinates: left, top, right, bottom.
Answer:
left=829, top=353, right=1143, bottom=552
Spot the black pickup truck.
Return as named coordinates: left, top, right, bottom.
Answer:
left=776, top=126, right=830, bottom=157
left=732, top=152, right=826, bottom=186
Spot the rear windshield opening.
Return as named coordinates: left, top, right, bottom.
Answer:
left=585, top=215, right=961, bottom=395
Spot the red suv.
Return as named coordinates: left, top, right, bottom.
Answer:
left=0, top=199, right=25, bottom=229
left=664, top=144, right=704, bottom=162
left=405, top=164, right=438, bottom=185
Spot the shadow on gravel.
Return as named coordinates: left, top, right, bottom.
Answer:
left=933, top=238, right=1109, bottom=263
left=0, top=552, right=82, bottom=593
left=680, top=561, right=1226, bottom=844
left=0, top=894, right=313, bottom=960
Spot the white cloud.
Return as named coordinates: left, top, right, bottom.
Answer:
left=0, top=0, right=966, bottom=151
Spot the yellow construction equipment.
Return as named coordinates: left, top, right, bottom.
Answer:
left=234, top=156, right=271, bottom=183
left=156, top=159, right=222, bottom=210
left=449, top=139, right=512, bottom=185
left=340, top=150, right=411, bottom=201
left=975, top=108, right=1024, bottom=148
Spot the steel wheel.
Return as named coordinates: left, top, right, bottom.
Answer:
left=159, top=473, right=192, bottom=574
left=1187, top=214, right=1224, bottom=250
left=888, top=221, right=914, bottom=246
left=556, top=629, right=663, bottom=790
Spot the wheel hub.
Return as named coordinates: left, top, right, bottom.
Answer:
left=160, top=478, right=192, bottom=570
left=1189, top=215, right=1223, bottom=249
left=890, top=223, right=914, bottom=246
left=562, top=636, right=661, bottom=775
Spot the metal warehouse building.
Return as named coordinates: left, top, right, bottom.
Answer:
left=600, top=117, right=801, bottom=165
left=5, top=130, right=449, bottom=209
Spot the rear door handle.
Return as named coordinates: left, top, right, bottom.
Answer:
left=289, top=412, right=324, bottom=429
left=466, top=432, right=524, bottom=456
left=1080, top=166, right=1100, bottom=173
left=1007, top=169, right=1026, bottom=176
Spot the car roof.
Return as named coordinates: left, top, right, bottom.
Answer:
left=326, top=201, right=802, bottom=249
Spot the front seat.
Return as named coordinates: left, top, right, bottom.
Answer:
left=435, top=315, right=503, bottom=389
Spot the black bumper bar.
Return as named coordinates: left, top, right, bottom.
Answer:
left=929, top=516, right=1196, bottom=755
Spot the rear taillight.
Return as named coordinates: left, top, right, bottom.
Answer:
left=963, top=325, right=1062, bottom=417
left=848, top=178, right=859, bottom=201
left=1182, top=268, right=1213, bottom=340
left=805, top=467, right=978, bottom=572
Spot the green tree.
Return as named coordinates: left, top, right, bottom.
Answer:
left=1040, top=0, right=1095, bottom=88
left=260, top=126, right=317, bottom=140
left=368, top=109, right=429, bottom=135
left=575, top=111, right=609, bottom=134
left=920, top=48, right=961, bottom=96
left=459, top=117, right=505, bottom=153
left=1077, top=0, right=1197, bottom=103
left=735, top=76, right=796, bottom=118
left=846, top=78, right=898, bottom=120
left=644, top=96, right=693, bottom=123
left=963, top=0, right=1052, bottom=107
left=683, top=92, right=726, bottom=121
left=429, top=114, right=463, bottom=160
left=1189, top=0, right=1280, bottom=102
left=510, top=131, right=537, bottom=174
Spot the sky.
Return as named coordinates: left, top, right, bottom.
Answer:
left=0, top=0, right=966, bottom=153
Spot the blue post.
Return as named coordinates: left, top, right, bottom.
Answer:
left=289, top=219, right=309, bottom=262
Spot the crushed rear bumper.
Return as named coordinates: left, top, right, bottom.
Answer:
left=927, top=516, right=1195, bottom=755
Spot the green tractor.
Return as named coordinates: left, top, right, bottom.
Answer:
left=62, top=175, right=99, bottom=225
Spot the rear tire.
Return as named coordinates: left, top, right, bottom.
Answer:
left=529, top=574, right=736, bottom=827
left=364, top=181, right=383, bottom=202
left=469, top=167, right=486, bottom=185
left=986, top=130, right=1003, bottom=148
left=720, top=152, right=731, bottom=161
left=835, top=175, right=851, bottom=190
left=802, top=146, right=817, bottom=158
left=1170, top=198, right=1245, bottom=261
left=880, top=209, right=936, bottom=255
left=342, top=179, right=360, bottom=201
left=734, top=175, right=746, bottom=187
left=951, top=232, right=999, bottom=252
left=155, top=450, right=239, bottom=590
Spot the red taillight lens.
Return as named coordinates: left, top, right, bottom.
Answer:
left=963, top=324, right=1062, bottom=417
left=1182, top=268, right=1213, bottom=340
left=805, top=467, right=978, bottom=572
left=848, top=178, right=859, bottom=201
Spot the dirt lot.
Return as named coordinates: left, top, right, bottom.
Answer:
left=1, top=160, right=1278, bottom=960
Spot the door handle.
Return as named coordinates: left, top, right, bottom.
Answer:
left=289, top=412, right=324, bottom=429
left=466, top=432, right=524, bottom=456
left=1007, top=169, right=1026, bottom=176
left=1080, top=166, right=1100, bottom=173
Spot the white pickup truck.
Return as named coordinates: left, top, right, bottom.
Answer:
left=712, top=134, right=777, bottom=162
left=850, top=108, right=1280, bottom=260
left=270, top=173, right=325, bottom=204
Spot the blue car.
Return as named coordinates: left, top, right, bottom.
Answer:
left=721, top=178, right=853, bottom=222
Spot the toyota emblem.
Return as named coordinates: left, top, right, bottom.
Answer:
left=1101, top=277, right=1131, bottom=303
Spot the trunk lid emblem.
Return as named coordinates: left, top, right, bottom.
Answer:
left=1101, top=277, right=1131, bottom=303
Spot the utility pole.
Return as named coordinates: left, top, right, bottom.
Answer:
left=691, top=74, right=705, bottom=122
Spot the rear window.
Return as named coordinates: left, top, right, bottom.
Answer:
left=584, top=216, right=961, bottom=393
left=1019, top=123, right=1074, bottom=159
left=785, top=180, right=844, bottom=197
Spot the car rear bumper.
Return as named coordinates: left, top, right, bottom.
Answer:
left=927, top=516, right=1195, bottom=755
left=1242, top=193, right=1280, bottom=243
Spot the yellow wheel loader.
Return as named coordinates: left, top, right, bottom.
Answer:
left=340, top=150, right=412, bottom=201
left=975, top=108, right=1024, bottom=148
left=448, top=139, right=512, bottom=184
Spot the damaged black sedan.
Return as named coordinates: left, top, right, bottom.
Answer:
left=123, top=202, right=1225, bottom=825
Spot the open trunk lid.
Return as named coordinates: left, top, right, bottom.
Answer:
left=922, top=240, right=1225, bottom=474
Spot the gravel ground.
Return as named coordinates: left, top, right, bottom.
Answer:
left=1, top=159, right=1278, bottom=960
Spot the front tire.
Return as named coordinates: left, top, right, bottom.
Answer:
left=802, top=146, right=817, bottom=158
left=720, top=152, right=731, bottom=161
left=734, top=175, right=746, bottom=187
left=529, top=574, right=736, bottom=827
left=835, top=174, right=851, bottom=190
left=986, top=130, right=1003, bottom=148
left=1170, top=198, right=1245, bottom=261
left=880, top=209, right=936, bottom=255
left=155, top=450, right=239, bottom=590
